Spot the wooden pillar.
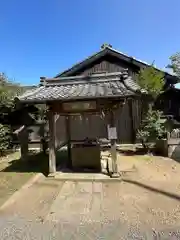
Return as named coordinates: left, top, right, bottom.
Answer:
left=109, top=110, right=119, bottom=177
left=48, top=111, right=56, bottom=174
left=128, top=98, right=136, bottom=144
left=66, top=115, right=72, bottom=168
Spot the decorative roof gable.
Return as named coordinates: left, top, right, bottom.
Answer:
left=56, top=45, right=177, bottom=84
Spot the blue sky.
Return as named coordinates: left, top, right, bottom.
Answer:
left=0, top=0, right=180, bottom=85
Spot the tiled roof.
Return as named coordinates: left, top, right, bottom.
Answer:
left=18, top=72, right=143, bottom=103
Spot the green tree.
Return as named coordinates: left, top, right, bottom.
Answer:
left=0, top=73, right=24, bottom=123
left=0, top=124, right=11, bottom=155
left=136, top=65, right=165, bottom=100
left=0, top=73, right=24, bottom=154
left=137, top=110, right=167, bottom=150
left=167, top=53, right=180, bottom=78
left=136, top=66, right=167, bottom=151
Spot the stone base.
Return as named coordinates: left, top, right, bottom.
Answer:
left=110, top=172, right=120, bottom=178
left=54, top=172, right=116, bottom=181
left=48, top=172, right=56, bottom=178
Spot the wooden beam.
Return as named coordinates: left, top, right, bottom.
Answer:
left=48, top=111, right=56, bottom=174
left=66, top=115, right=72, bottom=168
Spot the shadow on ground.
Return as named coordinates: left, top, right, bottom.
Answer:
left=116, top=145, right=166, bottom=158
left=123, top=179, right=180, bottom=201
left=1, top=150, right=68, bottom=176
left=116, top=146, right=151, bottom=156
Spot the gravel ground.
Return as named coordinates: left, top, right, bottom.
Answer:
left=0, top=216, right=180, bottom=239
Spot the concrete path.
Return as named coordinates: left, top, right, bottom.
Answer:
left=1, top=175, right=180, bottom=239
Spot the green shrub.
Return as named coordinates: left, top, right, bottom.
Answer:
left=137, top=110, right=167, bottom=150
left=0, top=124, right=11, bottom=155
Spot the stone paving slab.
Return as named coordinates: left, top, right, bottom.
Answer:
left=54, top=172, right=112, bottom=181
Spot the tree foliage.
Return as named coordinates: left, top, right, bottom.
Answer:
left=0, top=73, right=23, bottom=102
left=137, top=110, right=167, bottom=150
left=0, top=124, right=11, bottom=155
left=136, top=66, right=167, bottom=151
left=167, top=52, right=180, bottom=78
left=0, top=73, right=24, bottom=154
left=136, top=66, right=165, bottom=100
left=0, top=73, right=24, bottom=122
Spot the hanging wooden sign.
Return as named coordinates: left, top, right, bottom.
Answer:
left=62, top=101, right=97, bottom=112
